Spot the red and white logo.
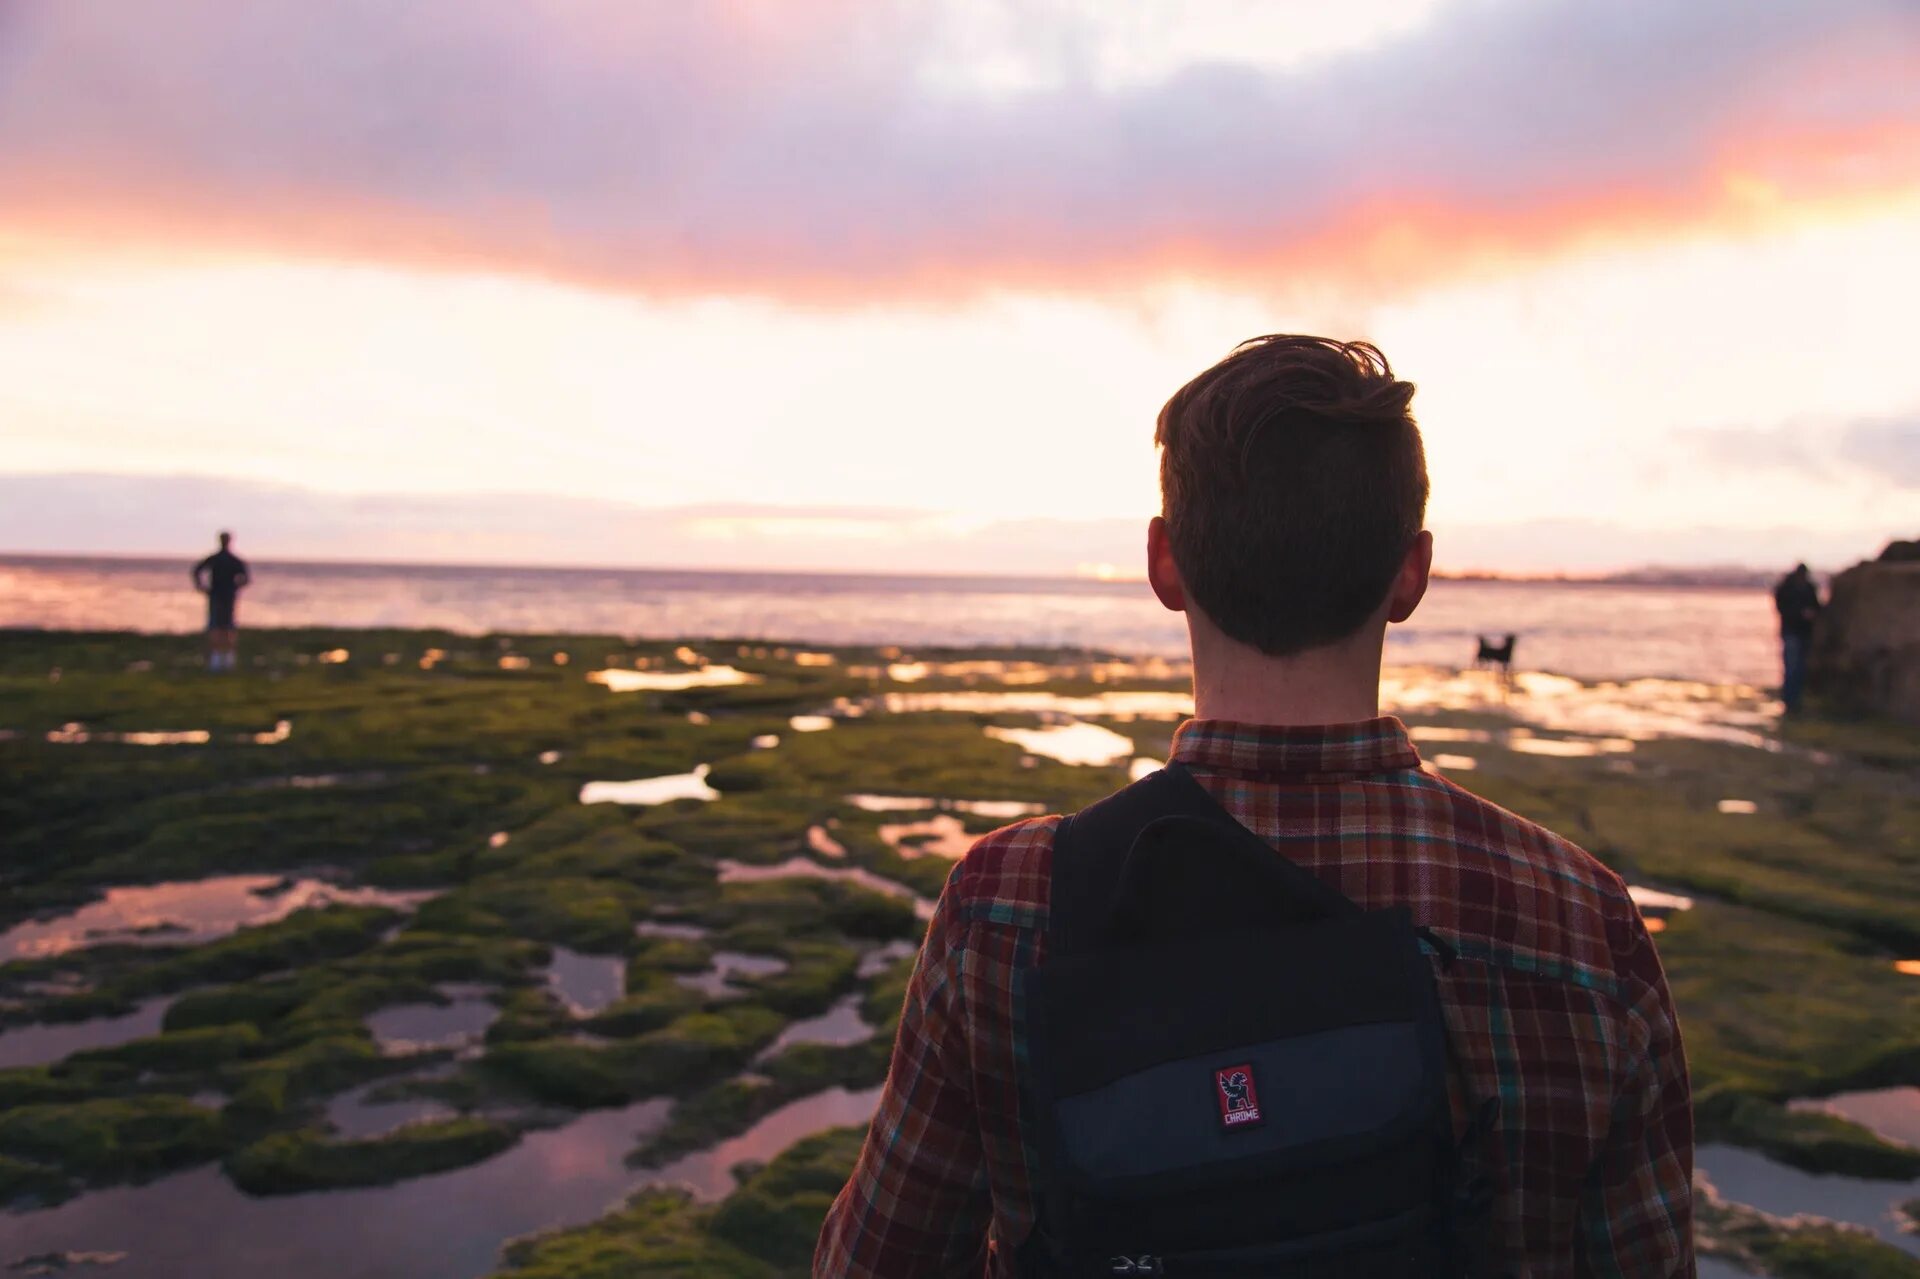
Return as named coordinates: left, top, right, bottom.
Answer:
left=1214, top=1063, right=1262, bottom=1130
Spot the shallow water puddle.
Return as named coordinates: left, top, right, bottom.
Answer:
left=1506, top=732, right=1637, bottom=758
left=882, top=689, right=1193, bottom=719
left=1128, top=757, right=1162, bottom=782
left=789, top=715, right=835, bottom=732
left=1696, top=1143, right=1920, bottom=1256
left=1716, top=799, right=1759, bottom=815
left=1408, top=726, right=1494, bottom=744
left=644, top=1085, right=883, bottom=1202
left=634, top=920, right=709, bottom=942
left=0, top=1097, right=677, bottom=1279
left=857, top=939, right=918, bottom=978
left=37, top=719, right=293, bottom=747
left=366, top=985, right=497, bottom=1055
left=0, top=997, right=174, bottom=1071
left=752, top=995, right=875, bottom=1064
left=1382, top=668, right=1780, bottom=750
left=326, top=1082, right=458, bottom=1141
left=716, top=857, right=935, bottom=921
left=1627, top=886, right=1696, bottom=914
left=0, top=877, right=435, bottom=961
left=587, top=667, right=758, bottom=692
left=578, top=764, right=718, bottom=806
left=674, top=951, right=789, bottom=1000
left=877, top=814, right=974, bottom=860
left=545, top=948, right=625, bottom=1016
left=844, top=794, right=936, bottom=813
left=984, top=721, right=1134, bottom=767
left=1789, top=1087, right=1920, bottom=1150
left=1429, top=753, right=1478, bottom=772
left=45, top=723, right=208, bottom=745
left=805, top=825, right=848, bottom=858
left=843, top=795, right=1044, bottom=819
left=1627, top=885, right=1695, bottom=935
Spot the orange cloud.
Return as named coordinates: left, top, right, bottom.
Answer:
left=0, top=0, right=1915, bottom=305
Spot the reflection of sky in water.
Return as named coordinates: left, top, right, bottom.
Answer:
left=878, top=814, right=975, bottom=860
left=546, top=948, right=625, bottom=1016
left=806, top=824, right=848, bottom=858
left=587, top=667, right=757, bottom=692
left=674, top=951, right=789, bottom=999
left=844, top=795, right=1043, bottom=818
left=0, top=877, right=434, bottom=961
left=578, top=764, right=719, bottom=806
left=1695, top=1259, right=1749, bottom=1279
left=0, top=565, right=1782, bottom=687
left=1789, top=1087, right=1920, bottom=1151
left=634, top=920, right=708, bottom=942
left=753, top=995, right=874, bottom=1064
left=0, top=997, right=173, bottom=1071
left=983, top=721, right=1134, bottom=766
left=0, top=1097, right=677, bottom=1279
left=1382, top=669, right=1781, bottom=750
left=645, top=1086, right=883, bottom=1202
left=884, top=689, right=1193, bottom=719
left=326, top=1082, right=458, bottom=1140
left=716, top=857, right=935, bottom=921
left=877, top=669, right=1784, bottom=755
left=857, top=939, right=918, bottom=978
left=1697, top=1142, right=1920, bottom=1256
left=1626, top=886, right=1696, bottom=914
left=366, top=986, right=498, bottom=1054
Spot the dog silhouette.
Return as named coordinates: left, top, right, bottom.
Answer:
left=1474, top=634, right=1517, bottom=676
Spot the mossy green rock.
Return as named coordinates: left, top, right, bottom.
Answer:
left=1697, top=1175, right=1920, bottom=1278
left=0, top=1095, right=227, bottom=1184
left=225, top=1117, right=519, bottom=1194
left=498, top=1127, right=866, bottom=1278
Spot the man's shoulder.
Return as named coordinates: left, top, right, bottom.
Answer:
left=946, top=813, right=1061, bottom=929
left=1412, top=771, right=1646, bottom=987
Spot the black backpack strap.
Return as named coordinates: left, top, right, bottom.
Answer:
left=1050, top=762, right=1361, bottom=958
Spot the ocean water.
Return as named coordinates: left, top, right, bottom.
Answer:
left=0, top=555, right=1782, bottom=687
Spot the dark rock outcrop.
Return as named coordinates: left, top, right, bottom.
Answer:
left=1808, top=539, right=1920, bottom=724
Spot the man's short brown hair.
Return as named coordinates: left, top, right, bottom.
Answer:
left=1156, top=335, right=1427, bottom=656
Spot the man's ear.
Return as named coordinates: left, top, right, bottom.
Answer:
left=1146, top=516, right=1186, bottom=612
left=1386, top=530, right=1433, bottom=624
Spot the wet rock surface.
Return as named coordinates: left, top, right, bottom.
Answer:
left=1810, top=539, right=1920, bottom=726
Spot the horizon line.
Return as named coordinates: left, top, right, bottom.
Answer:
left=0, top=547, right=1797, bottom=587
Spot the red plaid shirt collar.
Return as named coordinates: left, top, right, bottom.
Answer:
left=1169, top=715, right=1422, bottom=778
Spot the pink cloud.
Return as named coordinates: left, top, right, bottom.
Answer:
left=0, top=0, right=1915, bottom=301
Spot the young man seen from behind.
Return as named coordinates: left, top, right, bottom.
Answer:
left=816, top=336, right=1693, bottom=1278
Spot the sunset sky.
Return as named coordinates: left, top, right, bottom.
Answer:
left=2, top=0, right=1916, bottom=575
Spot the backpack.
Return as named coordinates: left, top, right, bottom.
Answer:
left=1017, top=763, right=1494, bottom=1277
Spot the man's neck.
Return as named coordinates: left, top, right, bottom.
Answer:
left=1188, top=625, right=1385, bottom=726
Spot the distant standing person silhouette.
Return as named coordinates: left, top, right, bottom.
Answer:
left=193, top=532, right=251, bottom=672
left=1772, top=563, right=1820, bottom=714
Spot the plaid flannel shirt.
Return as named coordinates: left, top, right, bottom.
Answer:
left=817, top=717, right=1694, bottom=1278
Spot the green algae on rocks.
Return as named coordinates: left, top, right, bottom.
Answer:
left=225, top=1116, right=520, bottom=1194
left=498, top=1127, right=867, bottom=1279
